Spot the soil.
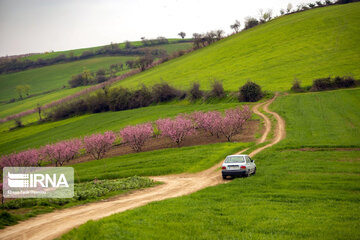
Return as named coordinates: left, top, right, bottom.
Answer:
left=0, top=97, right=286, bottom=240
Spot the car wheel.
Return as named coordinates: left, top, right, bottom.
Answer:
left=244, top=171, right=250, bottom=177
left=222, top=175, right=227, bottom=180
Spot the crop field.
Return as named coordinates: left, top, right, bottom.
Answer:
left=0, top=100, right=253, bottom=155
left=60, top=88, right=360, bottom=240
left=112, top=3, right=360, bottom=92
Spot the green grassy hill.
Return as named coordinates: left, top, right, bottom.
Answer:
left=22, top=39, right=191, bottom=61
left=112, top=3, right=360, bottom=91
left=0, top=56, right=134, bottom=102
left=0, top=41, right=193, bottom=119
left=60, top=88, right=360, bottom=240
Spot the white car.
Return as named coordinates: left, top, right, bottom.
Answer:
left=221, top=154, right=256, bottom=179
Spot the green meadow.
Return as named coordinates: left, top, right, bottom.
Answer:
left=0, top=56, right=135, bottom=102
left=0, top=41, right=192, bottom=119
left=272, top=88, right=360, bottom=149
left=22, top=39, right=191, bottom=61
left=112, top=3, right=360, bottom=92
left=60, top=88, right=360, bottom=240
left=72, top=142, right=251, bottom=182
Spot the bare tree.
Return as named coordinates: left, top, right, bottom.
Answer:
left=192, top=33, right=203, bottom=49
left=230, top=20, right=241, bottom=33
left=178, top=32, right=186, bottom=39
left=215, top=29, right=224, bottom=40
left=287, top=3, right=293, bottom=13
left=259, top=9, right=273, bottom=23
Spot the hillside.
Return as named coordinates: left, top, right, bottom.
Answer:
left=59, top=88, right=360, bottom=240
left=21, top=39, right=191, bottom=62
left=0, top=56, right=134, bottom=102
left=112, top=3, right=360, bottom=91
left=0, top=41, right=192, bottom=119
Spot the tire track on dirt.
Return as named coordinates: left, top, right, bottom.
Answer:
left=0, top=96, right=285, bottom=240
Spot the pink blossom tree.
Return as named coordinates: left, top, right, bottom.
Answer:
left=220, top=106, right=251, bottom=141
left=156, top=116, right=194, bottom=147
left=40, top=139, right=82, bottom=166
left=83, top=131, right=116, bottom=160
left=0, top=149, right=39, bottom=168
left=192, top=111, right=222, bottom=137
left=119, top=123, right=153, bottom=152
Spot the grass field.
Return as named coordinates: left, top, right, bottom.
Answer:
left=61, top=150, right=360, bottom=240
left=111, top=3, right=360, bottom=92
left=0, top=56, right=135, bottom=102
left=0, top=41, right=192, bottom=117
left=22, top=39, right=191, bottom=61
left=272, top=88, right=360, bottom=149
left=0, top=100, right=249, bottom=155
left=60, top=88, right=360, bottom=240
left=0, top=87, right=87, bottom=118
left=72, top=142, right=252, bottom=182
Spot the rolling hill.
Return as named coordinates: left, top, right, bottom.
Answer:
left=0, top=41, right=192, bottom=119
left=112, top=3, right=360, bottom=91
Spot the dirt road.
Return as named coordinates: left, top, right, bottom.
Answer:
left=0, top=96, right=286, bottom=240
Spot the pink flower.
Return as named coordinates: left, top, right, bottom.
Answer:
left=120, top=123, right=153, bottom=152
left=40, top=139, right=82, bottom=166
left=83, top=131, right=116, bottom=160
left=156, top=116, right=194, bottom=147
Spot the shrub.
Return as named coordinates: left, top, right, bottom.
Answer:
left=189, top=82, right=203, bottom=101
left=83, top=132, right=116, bottom=160
left=210, top=80, right=225, bottom=98
left=152, top=82, right=181, bottom=103
left=47, top=99, right=88, bottom=120
left=311, top=77, right=333, bottom=91
left=95, top=69, right=108, bottom=83
left=156, top=116, right=194, bottom=147
left=120, top=123, right=153, bottom=152
left=86, top=92, right=109, bottom=113
left=128, top=85, right=153, bottom=109
left=334, top=76, right=356, bottom=88
left=108, top=88, right=132, bottom=111
left=14, top=118, right=23, bottom=128
left=239, top=81, right=263, bottom=102
left=244, top=17, right=259, bottom=29
left=69, top=74, right=87, bottom=88
left=291, top=79, right=304, bottom=92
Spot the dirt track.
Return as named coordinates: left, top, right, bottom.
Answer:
left=0, top=96, right=286, bottom=240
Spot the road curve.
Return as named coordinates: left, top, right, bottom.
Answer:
left=0, top=96, right=286, bottom=240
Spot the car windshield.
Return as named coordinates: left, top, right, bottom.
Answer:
left=225, top=156, right=245, bottom=163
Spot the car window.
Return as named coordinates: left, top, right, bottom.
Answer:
left=225, top=156, right=245, bottom=163
left=245, top=157, right=250, bottom=163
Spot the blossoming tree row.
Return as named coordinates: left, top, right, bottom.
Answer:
left=0, top=106, right=251, bottom=168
